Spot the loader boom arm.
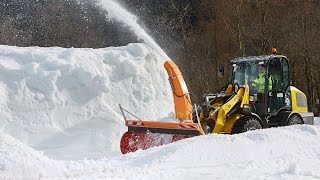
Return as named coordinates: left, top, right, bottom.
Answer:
left=164, top=60, right=192, bottom=121
left=213, top=85, right=249, bottom=133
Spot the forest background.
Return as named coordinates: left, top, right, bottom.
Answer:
left=1, top=0, right=320, bottom=114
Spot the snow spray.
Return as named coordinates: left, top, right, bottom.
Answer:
left=97, top=0, right=169, bottom=60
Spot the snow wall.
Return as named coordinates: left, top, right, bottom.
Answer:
left=0, top=43, right=174, bottom=159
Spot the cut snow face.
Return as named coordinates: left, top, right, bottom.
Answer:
left=0, top=43, right=174, bottom=160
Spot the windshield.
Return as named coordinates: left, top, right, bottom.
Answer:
left=232, top=61, right=262, bottom=86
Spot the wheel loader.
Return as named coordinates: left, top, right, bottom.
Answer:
left=120, top=51, right=314, bottom=154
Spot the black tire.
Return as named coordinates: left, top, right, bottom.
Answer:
left=287, top=114, right=303, bottom=125
left=231, top=116, right=262, bottom=134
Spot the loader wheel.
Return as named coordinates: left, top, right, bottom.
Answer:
left=287, top=114, right=303, bottom=125
left=231, top=116, right=262, bottom=134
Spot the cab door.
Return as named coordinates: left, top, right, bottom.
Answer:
left=267, top=57, right=290, bottom=114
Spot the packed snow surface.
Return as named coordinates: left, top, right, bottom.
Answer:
left=0, top=44, right=320, bottom=180
left=1, top=119, right=320, bottom=180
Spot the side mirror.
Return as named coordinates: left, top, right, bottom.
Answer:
left=218, top=65, right=224, bottom=77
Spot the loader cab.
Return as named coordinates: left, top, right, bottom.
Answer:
left=231, top=55, right=291, bottom=117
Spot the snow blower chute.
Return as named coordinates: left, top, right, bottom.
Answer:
left=119, top=60, right=205, bottom=154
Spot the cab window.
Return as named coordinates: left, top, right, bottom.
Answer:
left=269, top=58, right=283, bottom=91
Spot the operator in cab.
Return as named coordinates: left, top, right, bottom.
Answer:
left=250, top=64, right=272, bottom=102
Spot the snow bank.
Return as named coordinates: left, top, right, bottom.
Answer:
left=0, top=44, right=173, bottom=159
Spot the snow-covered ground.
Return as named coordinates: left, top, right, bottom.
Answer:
left=1, top=44, right=320, bottom=180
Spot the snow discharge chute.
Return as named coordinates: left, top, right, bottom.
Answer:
left=120, top=60, right=205, bottom=154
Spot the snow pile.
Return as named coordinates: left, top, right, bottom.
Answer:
left=0, top=44, right=173, bottom=159
left=1, top=119, right=320, bottom=180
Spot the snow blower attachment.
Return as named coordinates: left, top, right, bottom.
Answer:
left=119, top=60, right=205, bottom=154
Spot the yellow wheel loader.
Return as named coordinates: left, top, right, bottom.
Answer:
left=120, top=52, right=314, bottom=154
